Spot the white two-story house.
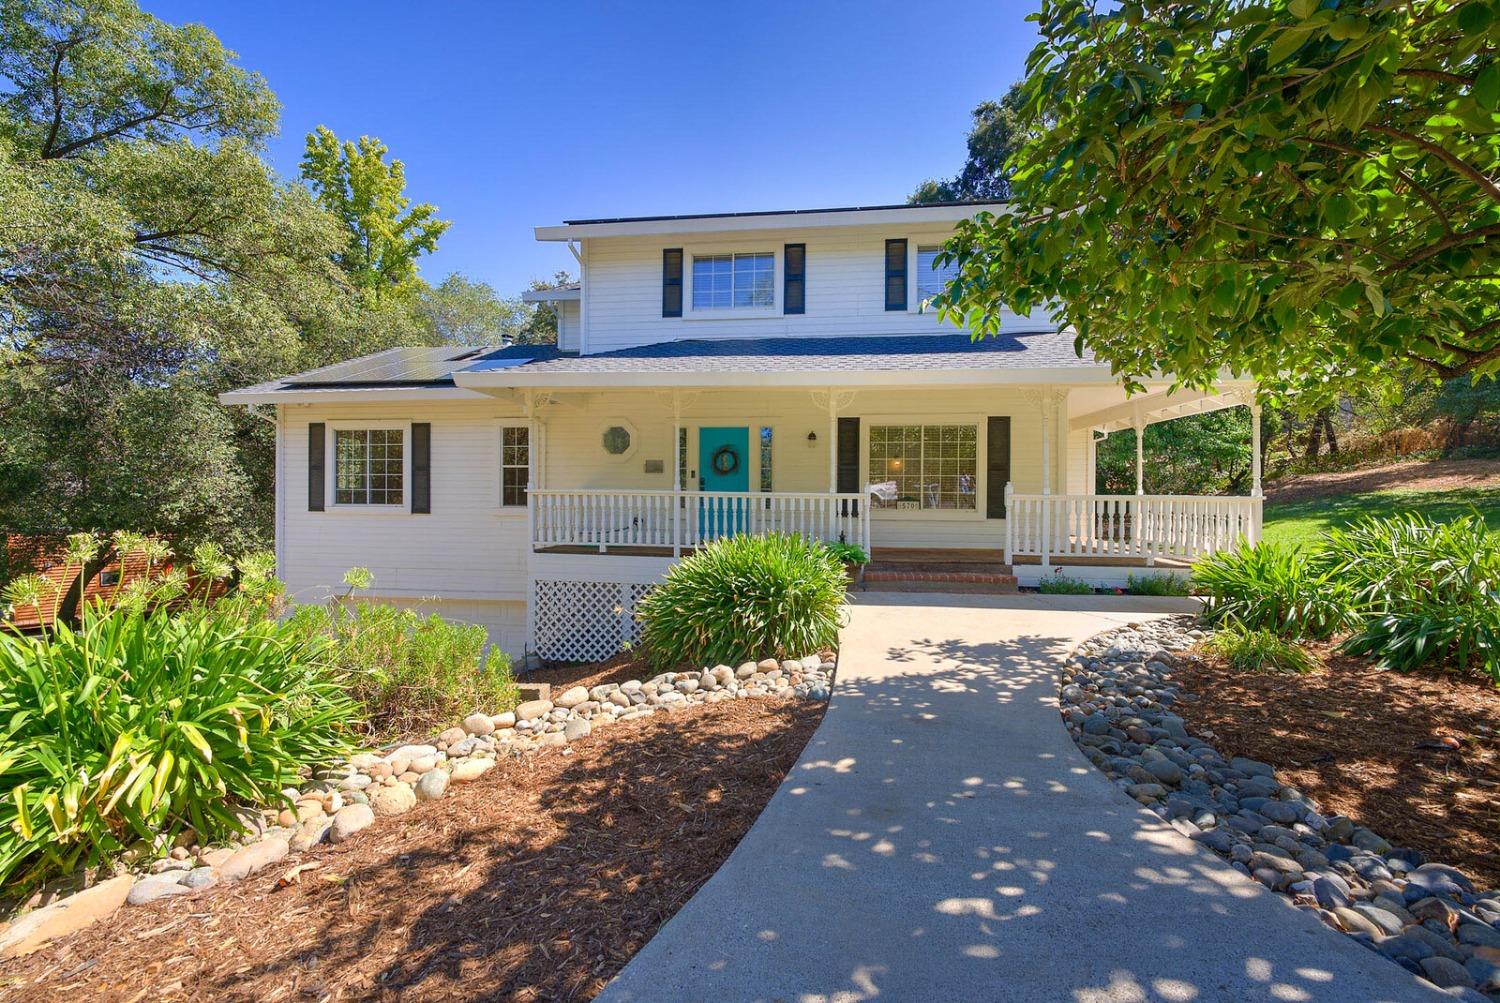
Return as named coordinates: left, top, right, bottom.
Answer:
left=223, top=201, right=1263, bottom=663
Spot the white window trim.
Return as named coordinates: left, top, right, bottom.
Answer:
left=681, top=243, right=781, bottom=319
left=757, top=424, right=775, bottom=494
left=913, top=243, right=959, bottom=314
left=861, top=413, right=987, bottom=521
left=497, top=421, right=531, bottom=511
left=326, top=420, right=411, bottom=513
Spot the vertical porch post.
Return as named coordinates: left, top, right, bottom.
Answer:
left=1040, top=393, right=1052, bottom=574
left=1133, top=411, right=1145, bottom=495
left=672, top=391, right=682, bottom=558
left=826, top=386, right=838, bottom=494
left=1249, top=400, right=1264, bottom=544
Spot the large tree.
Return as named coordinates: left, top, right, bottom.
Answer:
left=939, top=0, right=1500, bottom=394
left=0, top=0, right=417, bottom=549
left=911, top=81, right=1029, bottom=203
left=419, top=272, right=528, bottom=346
left=300, top=125, right=450, bottom=301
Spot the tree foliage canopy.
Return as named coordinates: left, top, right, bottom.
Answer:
left=940, top=0, right=1500, bottom=392
left=0, top=0, right=548, bottom=553
left=911, top=81, right=1029, bottom=203
left=300, top=125, right=450, bottom=300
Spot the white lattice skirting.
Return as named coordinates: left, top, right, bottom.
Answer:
left=532, top=579, right=651, bottom=662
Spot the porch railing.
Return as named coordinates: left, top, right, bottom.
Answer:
left=1004, top=485, right=1261, bottom=564
left=529, top=489, right=870, bottom=556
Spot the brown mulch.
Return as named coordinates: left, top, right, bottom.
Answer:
left=522, top=652, right=656, bottom=693
left=1264, top=457, right=1500, bottom=504
left=1173, top=647, right=1500, bottom=889
left=0, top=699, right=824, bottom=1003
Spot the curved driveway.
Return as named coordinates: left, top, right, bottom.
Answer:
left=599, top=594, right=1446, bottom=1003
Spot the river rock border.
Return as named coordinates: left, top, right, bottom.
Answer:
left=0, top=655, right=835, bottom=960
left=1060, top=616, right=1500, bottom=1001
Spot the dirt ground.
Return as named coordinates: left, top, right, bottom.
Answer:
left=0, top=699, right=824, bottom=1002
left=1265, top=456, right=1500, bottom=504
left=1173, top=648, right=1500, bottom=890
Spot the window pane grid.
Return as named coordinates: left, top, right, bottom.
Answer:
left=334, top=428, right=404, bottom=506
left=868, top=424, right=976, bottom=511
left=501, top=426, right=529, bottom=507
left=917, top=246, right=960, bottom=305
left=692, top=252, right=774, bottom=309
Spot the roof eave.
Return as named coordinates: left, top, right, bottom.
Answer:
left=219, top=385, right=493, bottom=406
left=535, top=202, right=1007, bottom=241
left=452, top=365, right=1123, bottom=391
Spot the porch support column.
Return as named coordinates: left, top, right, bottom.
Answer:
left=1249, top=399, right=1264, bottom=545
left=827, top=387, right=838, bottom=494
left=1040, top=392, right=1053, bottom=574
left=1249, top=401, right=1263, bottom=498
left=672, top=391, right=682, bottom=558
left=1133, top=410, right=1145, bottom=496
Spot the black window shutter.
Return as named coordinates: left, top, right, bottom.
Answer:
left=783, top=243, right=805, bottom=315
left=986, top=417, right=1012, bottom=519
left=411, top=422, right=431, bottom=514
left=662, top=248, right=683, bottom=317
left=884, top=239, right=907, bottom=311
left=837, top=417, right=861, bottom=494
left=308, top=423, right=325, bottom=511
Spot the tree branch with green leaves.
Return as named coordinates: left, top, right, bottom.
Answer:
left=939, top=0, right=1500, bottom=397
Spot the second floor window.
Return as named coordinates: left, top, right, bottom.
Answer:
left=693, top=252, right=774, bottom=309
left=917, top=246, right=960, bottom=308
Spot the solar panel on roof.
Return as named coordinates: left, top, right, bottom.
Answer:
left=287, top=347, right=488, bottom=386
left=463, top=357, right=536, bottom=371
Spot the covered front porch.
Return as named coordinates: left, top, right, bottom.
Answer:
left=517, top=381, right=1265, bottom=577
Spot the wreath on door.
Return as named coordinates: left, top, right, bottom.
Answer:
left=710, top=445, right=741, bottom=476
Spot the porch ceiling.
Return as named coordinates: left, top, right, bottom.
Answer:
left=1068, top=385, right=1255, bottom=434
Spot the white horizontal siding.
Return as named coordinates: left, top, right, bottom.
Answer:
left=361, top=595, right=528, bottom=660
left=557, top=301, right=580, bottom=352
left=278, top=400, right=530, bottom=607
left=579, top=223, right=1052, bottom=354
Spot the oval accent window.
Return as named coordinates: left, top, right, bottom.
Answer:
left=602, top=425, right=632, bottom=455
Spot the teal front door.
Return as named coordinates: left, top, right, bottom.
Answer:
left=698, top=426, right=750, bottom=538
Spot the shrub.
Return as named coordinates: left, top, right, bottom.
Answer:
left=636, top=533, right=847, bottom=669
left=1192, top=541, right=1350, bottom=639
left=1126, top=572, right=1191, bottom=597
left=0, top=604, right=359, bottom=892
left=1324, top=513, right=1500, bottom=679
left=1205, top=625, right=1317, bottom=675
left=1038, top=572, right=1094, bottom=595
left=822, top=540, right=870, bottom=566
left=286, top=600, right=517, bottom=738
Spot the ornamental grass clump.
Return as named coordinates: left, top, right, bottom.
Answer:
left=636, top=533, right=848, bottom=670
left=1205, top=624, right=1317, bottom=676
left=0, top=603, right=360, bottom=893
left=1192, top=541, right=1351, bottom=640
left=1323, top=513, right=1500, bottom=681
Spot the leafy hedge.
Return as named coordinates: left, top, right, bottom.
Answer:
left=636, top=533, right=847, bottom=669
left=287, top=600, right=517, bottom=738
left=1193, top=541, right=1350, bottom=639
left=1193, top=513, right=1500, bottom=682
left=0, top=604, right=359, bottom=892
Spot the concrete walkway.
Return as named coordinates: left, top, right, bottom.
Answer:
left=598, top=594, right=1446, bottom=1003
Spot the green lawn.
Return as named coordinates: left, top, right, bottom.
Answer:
left=1261, top=486, right=1500, bottom=550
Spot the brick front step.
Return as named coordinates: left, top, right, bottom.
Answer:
left=864, top=570, right=1018, bottom=584
left=861, top=568, right=1020, bottom=594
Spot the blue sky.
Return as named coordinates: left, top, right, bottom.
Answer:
left=144, top=1, right=1039, bottom=296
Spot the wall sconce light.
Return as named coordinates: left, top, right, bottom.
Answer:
left=806, top=431, right=817, bottom=449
